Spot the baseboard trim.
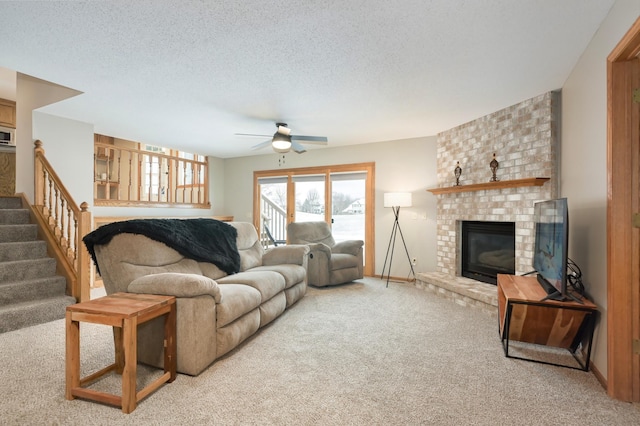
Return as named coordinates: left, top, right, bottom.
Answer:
left=590, top=360, right=607, bottom=391
left=374, top=274, right=415, bottom=283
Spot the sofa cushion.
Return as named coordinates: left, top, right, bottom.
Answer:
left=128, top=272, right=222, bottom=303
left=284, top=281, right=307, bottom=308
left=217, top=271, right=285, bottom=301
left=231, top=222, right=265, bottom=271
left=331, top=253, right=360, bottom=271
left=258, top=292, right=286, bottom=327
left=119, top=257, right=202, bottom=276
left=216, top=309, right=261, bottom=358
left=199, top=262, right=227, bottom=280
left=249, top=264, right=306, bottom=289
left=330, top=266, right=361, bottom=285
left=94, top=234, right=202, bottom=294
left=217, top=284, right=262, bottom=328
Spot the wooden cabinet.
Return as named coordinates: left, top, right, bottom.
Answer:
left=0, top=98, right=16, bottom=128
left=0, top=149, right=16, bottom=195
left=497, top=273, right=598, bottom=371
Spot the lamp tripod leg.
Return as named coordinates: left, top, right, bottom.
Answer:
left=382, top=219, right=399, bottom=288
left=395, top=220, right=416, bottom=281
left=381, top=206, right=415, bottom=287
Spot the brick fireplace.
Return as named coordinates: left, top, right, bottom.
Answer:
left=416, top=91, right=559, bottom=314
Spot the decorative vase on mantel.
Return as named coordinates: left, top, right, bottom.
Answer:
left=489, top=153, right=499, bottom=182
left=454, top=161, right=462, bottom=186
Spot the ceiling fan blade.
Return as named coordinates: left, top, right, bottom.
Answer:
left=291, top=141, right=307, bottom=154
left=236, top=133, right=272, bottom=138
left=291, top=135, right=328, bottom=143
left=251, top=140, right=273, bottom=150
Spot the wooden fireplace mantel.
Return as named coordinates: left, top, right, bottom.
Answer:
left=427, top=177, right=550, bottom=195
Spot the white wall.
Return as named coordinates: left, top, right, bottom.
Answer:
left=15, top=73, right=82, bottom=201
left=222, top=136, right=438, bottom=278
left=561, top=0, right=640, bottom=379
left=33, top=112, right=94, bottom=207
left=209, top=156, right=226, bottom=216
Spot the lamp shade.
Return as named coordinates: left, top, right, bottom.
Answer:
left=384, top=192, right=412, bottom=208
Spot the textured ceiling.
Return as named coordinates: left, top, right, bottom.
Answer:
left=0, top=1, right=614, bottom=158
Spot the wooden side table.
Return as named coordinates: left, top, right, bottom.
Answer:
left=497, top=274, right=598, bottom=371
left=66, top=293, right=176, bottom=413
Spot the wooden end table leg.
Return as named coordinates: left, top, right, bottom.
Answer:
left=165, top=304, right=177, bottom=382
left=65, top=311, right=80, bottom=400
left=121, top=317, right=138, bottom=414
left=114, top=326, right=124, bottom=375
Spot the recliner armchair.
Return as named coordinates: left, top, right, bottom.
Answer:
left=287, top=221, right=363, bottom=287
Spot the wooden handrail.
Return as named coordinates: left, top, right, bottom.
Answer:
left=33, top=140, right=91, bottom=302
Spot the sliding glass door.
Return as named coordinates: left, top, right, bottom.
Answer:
left=254, top=163, right=375, bottom=276
left=293, top=174, right=326, bottom=223
left=330, top=172, right=366, bottom=245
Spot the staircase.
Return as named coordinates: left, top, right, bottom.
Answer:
left=0, top=197, right=76, bottom=333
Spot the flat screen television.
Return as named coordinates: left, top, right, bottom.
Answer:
left=532, top=198, right=579, bottom=303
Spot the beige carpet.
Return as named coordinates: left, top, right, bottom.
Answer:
left=0, top=278, right=638, bottom=425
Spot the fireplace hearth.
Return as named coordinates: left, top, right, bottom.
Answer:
left=461, top=221, right=515, bottom=285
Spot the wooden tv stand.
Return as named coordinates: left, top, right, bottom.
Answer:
left=497, top=274, right=598, bottom=371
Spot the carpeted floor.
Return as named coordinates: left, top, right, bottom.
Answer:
left=0, top=277, right=638, bottom=425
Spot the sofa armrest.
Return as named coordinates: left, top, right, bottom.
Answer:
left=127, top=273, right=222, bottom=303
left=262, top=244, right=310, bottom=266
left=332, top=240, right=364, bottom=256
left=307, top=242, right=332, bottom=256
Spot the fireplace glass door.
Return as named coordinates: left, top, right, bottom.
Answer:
left=461, top=221, right=515, bottom=284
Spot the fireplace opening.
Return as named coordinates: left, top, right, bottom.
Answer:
left=461, top=221, right=515, bottom=285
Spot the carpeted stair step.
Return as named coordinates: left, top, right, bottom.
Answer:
left=0, top=197, right=22, bottom=209
left=0, top=276, right=68, bottom=306
left=0, top=241, right=48, bottom=262
left=0, top=224, right=38, bottom=243
left=0, top=209, right=30, bottom=225
left=0, top=258, right=57, bottom=283
left=0, top=295, right=76, bottom=334
left=0, top=196, right=74, bottom=334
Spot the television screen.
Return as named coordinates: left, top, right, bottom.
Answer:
left=532, top=198, right=568, bottom=298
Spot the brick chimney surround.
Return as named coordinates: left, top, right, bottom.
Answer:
left=415, top=91, right=559, bottom=315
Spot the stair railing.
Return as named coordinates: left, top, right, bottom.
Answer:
left=33, top=140, right=91, bottom=302
left=260, top=194, right=286, bottom=248
left=93, top=142, right=209, bottom=207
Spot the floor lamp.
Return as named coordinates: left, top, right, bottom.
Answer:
left=381, top=192, right=415, bottom=287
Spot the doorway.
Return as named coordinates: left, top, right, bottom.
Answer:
left=607, top=16, right=640, bottom=402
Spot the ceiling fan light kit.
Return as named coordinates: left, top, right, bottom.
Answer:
left=272, top=133, right=292, bottom=153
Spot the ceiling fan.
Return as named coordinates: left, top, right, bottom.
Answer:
left=236, top=122, right=328, bottom=154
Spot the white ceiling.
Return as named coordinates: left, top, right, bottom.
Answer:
left=0, top=1, right=614, bottom=158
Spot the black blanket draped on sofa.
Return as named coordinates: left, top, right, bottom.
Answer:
left=83, top=218, right=241, bottom=275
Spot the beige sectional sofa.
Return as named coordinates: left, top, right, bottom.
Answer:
left=89, top=221, right=309, bottom=376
